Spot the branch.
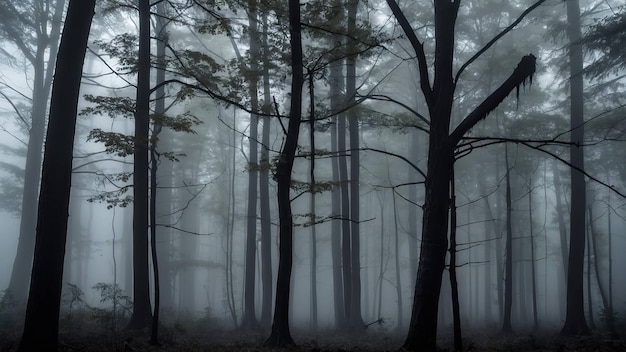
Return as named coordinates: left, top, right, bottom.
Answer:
left=385, top=0, right=433, bottom=107
left=454, top=0, right=547, bottom=84
left=449, top=54, right=536, bottom=145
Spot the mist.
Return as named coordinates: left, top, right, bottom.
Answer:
left=1, top=0, right=626, bottom=351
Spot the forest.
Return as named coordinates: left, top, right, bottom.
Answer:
left=1, top=0, right=626, bottom=351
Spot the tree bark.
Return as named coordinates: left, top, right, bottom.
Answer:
left=127, top=0, right=153, bottom=329
left=561, top=0, right=589, bottom=335
left=259, top=11, right=273, bottom=329
left=17, top=0, right=95, bottom=349
left=265, top=0, right=302, bottom=345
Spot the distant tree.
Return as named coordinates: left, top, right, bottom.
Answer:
left=17, top=0, right=95, bottom=349
left=265, top=0, right=302, bottom=346
left=0, top=0, right=67, bottom=308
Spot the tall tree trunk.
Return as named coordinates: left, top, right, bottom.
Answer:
left=259, top=11, right=273, bottom=329
left=127, top=0, right=153, bottom=329
left=561, top=0, right=589, bottom=335
left=346, top=0, right=364, bottom=330
left=5, top=0, right=67, bottom=308
left=242, top=0, right=261, bottom=330
left=259, top=12, right=274, bottom=327
left=265, top=0, right=302, bottom=345
left=502, top=145, right=513, bottom=333
left=17, top=1, right=95, bottom=348
left=329, top=41, right=346, bottom=329
left=150, top=1, right=168, bottom=342
left=386, top=0, right=539, bottom=349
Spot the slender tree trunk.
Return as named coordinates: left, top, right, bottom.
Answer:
left=606, top=191, right=617, bottom=338
left=502, top=145, right=513, bottom=333
left=225, top=110, right=239, bottom=327
left=308, top=70, right=318, bottom=334
left=265, top=0, right=302, bottom=345
left=242, top=0, right=261, bottom=330
left=150, top=2, right=168, bottom=342
left=562, top=0, right=589, bottom=335
left=346, top=0, right=364, bottom=331
left=329, top=52, right=346, bottom=329
left=17, top=1, right=95, bottom=349
left=259, top=11, right=273, bottom=329
left=588, top=204, right=617, bottom=337
left=127, top=0, right=153, bottom=329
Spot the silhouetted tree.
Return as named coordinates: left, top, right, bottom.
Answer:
left=265, top=0, right=302, bottom=346
left=561, top=0, right=589, bottom=336
left=386, top=0, right=541, bottom=349
left=17, top=0, right=95, bottom=349
left=127, top=0, right=153, bottom=329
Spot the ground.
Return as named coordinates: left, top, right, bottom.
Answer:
left=2, top=324, right=626, bottom=352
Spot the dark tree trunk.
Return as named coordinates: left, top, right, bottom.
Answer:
left=265, top=0, right=302, bottom=345
left=127, top=0, right=153, bottom=329
left=387, top=1, right=539, bottom=349
left=328, top=1, right=347, bottom=330
left=561, top=0, right=589, bottom=336
left=259, top=11, right=273, bottom=329
left=150, top=1, right=168, bottom=343
left=329, top=41, right=346, bottom=328
left=17, top=0, right=95, bottom=349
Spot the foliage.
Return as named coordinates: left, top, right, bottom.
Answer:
left=584, top=7, right=626, bottom=80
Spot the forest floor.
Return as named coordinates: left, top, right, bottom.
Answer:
left=2, top=323, right=626, bottom=352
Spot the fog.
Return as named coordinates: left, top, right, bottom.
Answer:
left=1, top=0, right=626, bottom=351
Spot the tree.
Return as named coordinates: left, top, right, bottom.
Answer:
left=561, top=0, right=589, bottom=336
left=265, top=0, right=302, bottom=346
left=17, top=0, right=95, bottom=349
left=127, top=0, right=153, bottom=329
left=241, top=0, right=261, bottom=330
left=386, top=1, right=542, bottom=349
left=1, top=0, right=67, bottom=308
